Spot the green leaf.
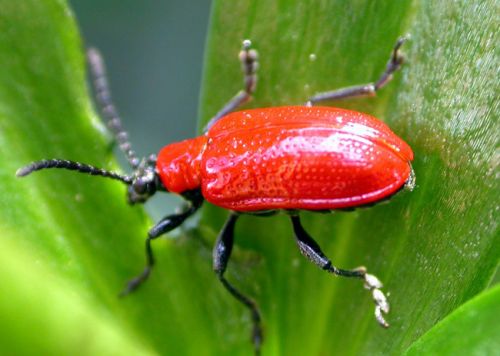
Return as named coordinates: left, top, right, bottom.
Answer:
left=404, top=285, right=500, bottom=355
left=0, top=0, right=497, bottom=355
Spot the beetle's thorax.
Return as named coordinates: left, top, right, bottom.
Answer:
left=156, top=135, right=207, bottom=194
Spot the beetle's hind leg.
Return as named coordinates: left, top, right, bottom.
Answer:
left=290, top=215, right=390, bottom=328
left=204, top=40, right=259, bottom=131
left=306, top=36, right=408, bottom=106
left=213, top=213, right=263, bottom=355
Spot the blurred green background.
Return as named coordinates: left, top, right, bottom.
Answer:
left=70, top=0, right=212, bottom=219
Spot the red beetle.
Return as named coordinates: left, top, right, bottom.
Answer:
left=18, top=37, right=414, bottom=353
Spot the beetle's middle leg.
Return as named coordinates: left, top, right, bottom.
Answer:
left=307, top=36, right=407, bottom=106
left=204, top=40, right=259, bottom=131
left=290, top=215, right=390, bottom=328
left=213, top=213, right=263, bottom=355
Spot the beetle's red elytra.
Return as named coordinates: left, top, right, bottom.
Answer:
left=158, top=106, right=413, bottom=211
left=18, top=36, right=413, bottom=354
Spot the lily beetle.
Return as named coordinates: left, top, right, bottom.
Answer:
left=18, top=37, right=414, bottom=353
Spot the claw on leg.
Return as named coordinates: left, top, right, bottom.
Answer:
left=374, top=35, right=409, bottom=90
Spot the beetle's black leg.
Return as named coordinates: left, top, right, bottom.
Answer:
left=204, top=40, right=259, bottom=131
left=290, top=215, right=390, bottom=328
left=307, top=36, right=408, bottom=106
left=87, top=48, right=140, bottom=169
left=120, top=196, right=203, bottom=296
left=213, top=213, right=263, bottom=355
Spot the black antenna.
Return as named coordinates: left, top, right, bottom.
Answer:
left=16, top=159, right=132, bottom=184
left=87, top=48, right=140, bottom=168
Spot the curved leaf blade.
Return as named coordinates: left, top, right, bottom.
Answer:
left=405, top=285, right=500, bottom=356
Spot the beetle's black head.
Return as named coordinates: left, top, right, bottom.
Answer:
left=127, top=154, right=163, bottom=205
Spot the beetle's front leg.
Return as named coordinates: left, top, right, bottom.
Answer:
left=213, top=213, right=263, bottom=355
left=290, top=215, right=390, bottom=328
left=307, top=36, right=407, bottom=105
left=204, top=40, right=259, bottom=131
left=120, top=197, right=202, bottom=296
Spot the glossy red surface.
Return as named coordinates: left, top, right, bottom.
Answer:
left=157, top=106, right=413, bottom=211
left=157, top=135, right=207, bottom=194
